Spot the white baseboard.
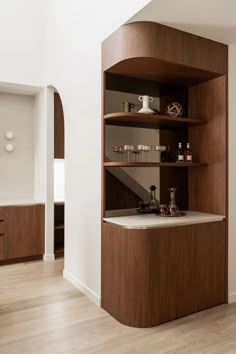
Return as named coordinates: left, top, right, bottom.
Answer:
left=63, top=269, right=101, bottom=306
left=228, top=292, right=236, bottom=304
left=43, top=254, right=55, bottom=261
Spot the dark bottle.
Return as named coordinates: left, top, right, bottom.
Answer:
left=166, top=145, right=173, bottom=162
left=176, top=142, right=184, bottom=162
left=149, top=185, right=160, bottom=212
left=160, top=146, right=167, bottom=162
left=184, top=142, right=192, bottom=163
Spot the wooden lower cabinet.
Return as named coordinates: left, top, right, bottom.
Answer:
left=158, top=225, right=196, bottom=323
left=102, top=220, right=226, bottom=328
left=3, top=205, right=45, bottom=260
left=0, top=236, right=3, bottom=260
left=195, top=222, right=226, bottom=311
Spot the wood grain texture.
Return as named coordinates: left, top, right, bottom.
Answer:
left=4, top=205, right=45, bottom=259
left=0, top=221, right=4, bottom=235
left=102, top=222, right=160, bottom=327
left=104, top=112, right=207, bottom=129
left=0, top=255, right=43, bottom=265
left=104, top=162, right=207, bottom=167
left=0, top=258, right=235, bottom=353
left=105, top=72, right=160, bottom=96
left=0, top=207, right=4, bottom=220
left=54, top=203, right=64, bottom=258
left=106, top=58, right=222, bottom=87
left=188, top=76, right=227, bottom=215
left=160, top=85, right=188, bottom=117
left=102, top=22, right=228, bottom=79
left=195, top=221, right=227, bottom=310
left=105, top=170, right=141, bottom=210
left=158, top=225, right=195, bottom=322
left=102, top=221, right=226, bottom=328
left=0, top=235, right=3, bottom=260
left=54, top=92, right=64, bottom=159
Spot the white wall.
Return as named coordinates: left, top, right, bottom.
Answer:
left=0, top=92, right=35, bottom=200
left=0, top=0, right=46, bottom=86
left=34, top=87, right=55, bottom=260
left=44, top=0, right=151, bottom=304
left=228, top=42, right=236, bottom=303
left=54, top=159, right=65, bottom=201
left=34, top=89, right=47, bottom=201
left=0, top=0, right=150, bottom=303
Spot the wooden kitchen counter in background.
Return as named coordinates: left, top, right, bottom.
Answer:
left=0, top=202, right=45, bottom=265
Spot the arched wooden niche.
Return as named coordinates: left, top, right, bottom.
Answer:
left=101, top=21, right=228, bottom=328
left=102, top=21, right=227, bottom=86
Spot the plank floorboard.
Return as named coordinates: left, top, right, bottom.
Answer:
left=0, top=259, right=236, bottom=353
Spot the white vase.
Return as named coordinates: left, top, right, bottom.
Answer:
left=138, top=95, right=154, bottom=114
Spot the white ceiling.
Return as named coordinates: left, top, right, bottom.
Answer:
left=129, top=0, right=236, bottom=44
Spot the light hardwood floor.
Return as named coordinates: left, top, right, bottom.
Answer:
left=1, top=259, right=236, bottom=354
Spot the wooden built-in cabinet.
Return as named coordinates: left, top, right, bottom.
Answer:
left=54, top=202, right=64, bottom=258
left=54, top=93, right=64, bottom=159
left=101, top=21, right=228, bottom=327
left=0, top=205, right=45, bottom=264
left=0, top=208, right=4, bottom=260
left=102, top=221, right=226, bottom=327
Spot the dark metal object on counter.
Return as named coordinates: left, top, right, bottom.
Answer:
left=149, top=185, right=160, bottom=212
left=160, top=187, right=186, bottom=217
left=136, top=201, right=153, bottom=214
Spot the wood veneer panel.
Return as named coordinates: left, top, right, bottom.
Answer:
left=107, top=58, right=221, bottom=87
left=0, top=221, right=4, bottom=235
left=54, top=93, right=64, bottom=159
left=105, top=171, right=141, bottom=210
left=195, top=221, right=226, bottom=310
left=0, top=208, right=3, bottom=220
left=102, top=223, right=160, bottom=327
left=105, top=73, right=160, bottom=96
left=188, top=76, right=227, bottom=215
left=4, top=205, right=45, bottom=259
left=102, top=221, right=226, bottom=328
left=122, top=228, right=160, bottom=327
left=102, top=22, right=227, bottom=77
left=0, top=236, right=3, bottom=260
left=102, top=223, right=124, bottom=321
left=104, top=162, right=207, bottom=167
left=158, top=225, right=196, bottom=322
left=104, top=112, right=207, bottom=129
left=160, top=86, right=188, bottom=117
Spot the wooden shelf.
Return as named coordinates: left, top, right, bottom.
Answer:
left=104, top=112, right=207, bottom=129
left=55, top=245, right=64, bottom=258
left=104, top=162, right=207, bottom=167
left=55, top=223, right=64, bottom=230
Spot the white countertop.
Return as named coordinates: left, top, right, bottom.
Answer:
left=103, top=211, right=225, bottom=229
left=0, top=199, right=44, bottom=207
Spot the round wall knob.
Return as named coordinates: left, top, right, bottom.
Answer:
left=5, top=131, right=14, bottom=140
left=5, top=144, right=14, bottom=152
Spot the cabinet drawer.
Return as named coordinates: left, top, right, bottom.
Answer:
left=0, top=208, right=4, bottom=221
left=0, top=236, right=3, bottom=260
left=0, top=221, right=4, bottom=235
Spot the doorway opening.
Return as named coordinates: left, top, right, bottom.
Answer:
left=54, top=92, right=65, bottom=258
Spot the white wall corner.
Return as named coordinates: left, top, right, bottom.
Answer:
left=63, top=269, right=101, bottom=307
left=228, top=292, right=236, bottom=304
left=43, top=253, right=55, bottom=261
